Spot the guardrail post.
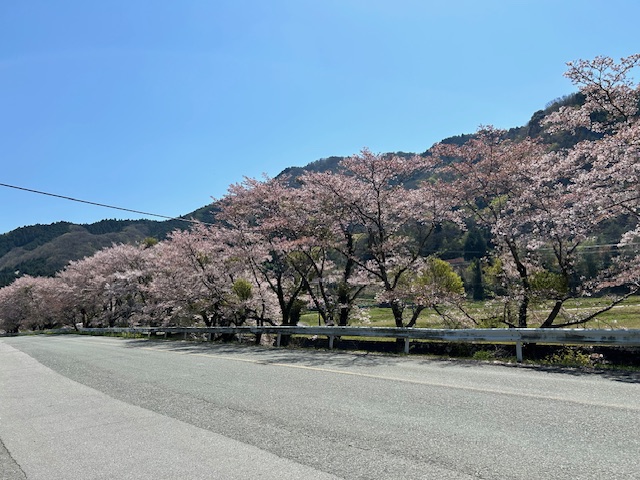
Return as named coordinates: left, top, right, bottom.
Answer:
left=404, top=338, right=410, bottom=354
left=277, top=333, right=282, bottom=347
left=328, top=336, right=334, bottom=349
left=516, top=341, right=523, bottom=363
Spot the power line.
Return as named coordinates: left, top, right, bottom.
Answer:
left=0, top=182, right=206, bottom=225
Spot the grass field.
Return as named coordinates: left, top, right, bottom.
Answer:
left=300, top=296, right=640, bottom=329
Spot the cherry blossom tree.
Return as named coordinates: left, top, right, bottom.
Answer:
left=0, top=275, right=72, bottom=332
left=218, top=177, right=317, bottom=326
left=546, top=54, right=640, bottom=134
left=543, top=54, right=640, bottom=313
left=57, top=243, right=154, bottom=327
left=298, top=149, right=455, bottom=327
left=434, top=126, right=611, bottom=328
left=0, top=277, right=38, bottom=333
left=281, top=172, right=370, bottom=326
left=221, top=167, right=382, bottom=328
left=146, top=223, right=277, bottom=328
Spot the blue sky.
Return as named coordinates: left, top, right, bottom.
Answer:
left=1, top=0, right=639, bottom=234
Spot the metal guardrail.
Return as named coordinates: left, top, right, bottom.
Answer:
left=77, top=326, right=640, bottom=362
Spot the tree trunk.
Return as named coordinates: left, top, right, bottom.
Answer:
left=518, top=295, right=529, bottom=328
left=338, top=306, right=350, bottom=327
left=507, top=240, right=530, bottom=328
left=391, top=300, right=405, bottom=328
left=406, top=306, right=425, bottom=328
left=337, top=282, right=351, bottom=326
left=540, top=301, right=563, bottom=328
left=471, top=260, right=484, bottom=301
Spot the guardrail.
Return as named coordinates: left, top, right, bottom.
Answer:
left=78, top=326, right=640, bottom=362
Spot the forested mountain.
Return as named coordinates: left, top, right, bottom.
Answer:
left=0, top=90, right=626, bottom=287
left=0, top=209, right=218, bottom=287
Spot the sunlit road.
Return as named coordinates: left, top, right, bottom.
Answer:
left=1, top=335, right=639, bottom=479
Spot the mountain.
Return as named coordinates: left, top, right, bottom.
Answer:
left=0, top=209, right=219, bottom=287
left=0, top=94, right=588, bottom=287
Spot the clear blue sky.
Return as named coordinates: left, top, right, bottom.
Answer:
left=1, top=0, right=639, bottom=234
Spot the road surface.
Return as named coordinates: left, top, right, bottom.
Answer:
left=1, top=335, right=639, bottom=479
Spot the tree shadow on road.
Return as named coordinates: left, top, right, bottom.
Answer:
left=119, top=336, right=398, bottom=370
left=117, top=335, right=640, bottom=384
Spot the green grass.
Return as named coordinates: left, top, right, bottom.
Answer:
left=300, top=295, right=640, bottom=329
left=552, top=297, right=640, bottom=329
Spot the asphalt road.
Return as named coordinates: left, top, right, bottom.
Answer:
left=1, top=335, right=639, bottom=479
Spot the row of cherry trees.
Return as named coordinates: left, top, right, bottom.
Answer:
left=1, top=54, right=639, bottom=334
left=0, top=151, right=464, bottom=333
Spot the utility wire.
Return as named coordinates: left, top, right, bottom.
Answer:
left=0, top=182, right=206, bottom=225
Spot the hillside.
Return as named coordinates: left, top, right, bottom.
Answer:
left=0, top=209, right=219, bottom=286
left=0, top=93, right=592, bottom=287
